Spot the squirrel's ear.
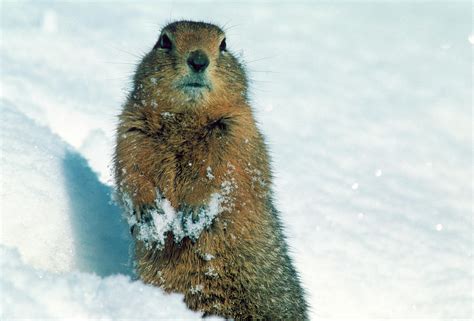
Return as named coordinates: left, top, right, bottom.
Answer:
left=219, top=38, right=227, bottom=52
left=154, top=34, right=172, bottom=50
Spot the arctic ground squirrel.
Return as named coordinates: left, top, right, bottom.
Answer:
left=114, top=20, right=308, bottom=320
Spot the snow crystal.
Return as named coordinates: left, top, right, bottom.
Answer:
left=375, top=169, right=382, bottom=177
left=468, top=34, right=474, bottom=45
left=245, top=166, right=266, bottom=188
left=351, top=182, right=359, bottom=190
left=206, top=166, right=215, bottom=180
left=205, top=267, right=219, bottom=278
left=161, top=112, right=174, bottom=118
left=435, top=224, right=443, bottom=231
left=202, top=253, right=215, bottom=261
left=189, top=284, right=204, bottom=294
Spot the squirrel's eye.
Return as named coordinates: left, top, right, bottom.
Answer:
left=219, top=38, right=227, bottom=52
left=155, top=34, right=172, bottom=50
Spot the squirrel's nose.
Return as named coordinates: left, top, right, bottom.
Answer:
left=187, top=50, right=209, bottom=73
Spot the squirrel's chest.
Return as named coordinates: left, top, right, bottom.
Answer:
left=154, top=121, right=229, bottom=173
left=152, top=132, right=229, bottom=204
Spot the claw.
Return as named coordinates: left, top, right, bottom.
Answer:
left=180, top=204, right=191, bottom=227
left=134, top=204, right=155, bottom=223
left=134, top=206, right=142, bottom=222
left=191, top=210, right=199, bottom=223
left=192, top=205, right=206, bottom=223
left=179, top=204, right=207, bottom=225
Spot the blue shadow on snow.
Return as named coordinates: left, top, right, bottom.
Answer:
left=62, top=150, right=134, bottom=277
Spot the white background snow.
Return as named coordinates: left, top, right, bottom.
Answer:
left=0, top=1, right=472, bottom=320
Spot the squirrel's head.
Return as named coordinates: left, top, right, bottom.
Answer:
left=132, top=21, right=248, bottom=111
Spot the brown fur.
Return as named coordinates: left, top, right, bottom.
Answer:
left=114, top=21, right=308, bottom=320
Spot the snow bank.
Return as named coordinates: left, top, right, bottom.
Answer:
left=0, top=101, right=131, bottom=275
left=0, top=246, right=209, bottom=320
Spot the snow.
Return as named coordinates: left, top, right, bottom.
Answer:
left=125, top=191, right=223, bottom=248
left=206, top=166, right=215, bottom=180
left=0, top=246, right=211, bottom=320
left=468, top=34, right=474, bottom=45
left=202, top=253, right=215, bottom=262
left=1, top=2, right=472, bottom=320
left=0, top=102, right=132, bottom=276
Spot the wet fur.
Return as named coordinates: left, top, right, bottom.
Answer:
left=114, top=21, right=308, bottom=320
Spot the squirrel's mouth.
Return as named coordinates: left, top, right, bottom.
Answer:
left=184, top=82, right=207, bottom=88
left=175, top=75, right=212, bottom=98
left=179, top=81, right=211, bottom=90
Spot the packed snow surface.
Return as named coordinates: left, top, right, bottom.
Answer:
left=0, top=246, right=214, bottom=320
left=1, top=2, right=472, bottom=320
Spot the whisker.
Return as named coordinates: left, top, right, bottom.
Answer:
left=244, top=56, right=277, bottom=64
left=222, top=22, right=241, bottom=33
left=249, top=79, right=274, bottom=84
left=247, top=69, right=279, bottom=74
left=104, top=61, right=138, bottom=65
left=144, top=21, right=160, bottom=31
left=111, top=46, right=143, bottom=60
left=101, top=41, right=147, bottom=61
left=103, top=77, right=133, bottom=82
